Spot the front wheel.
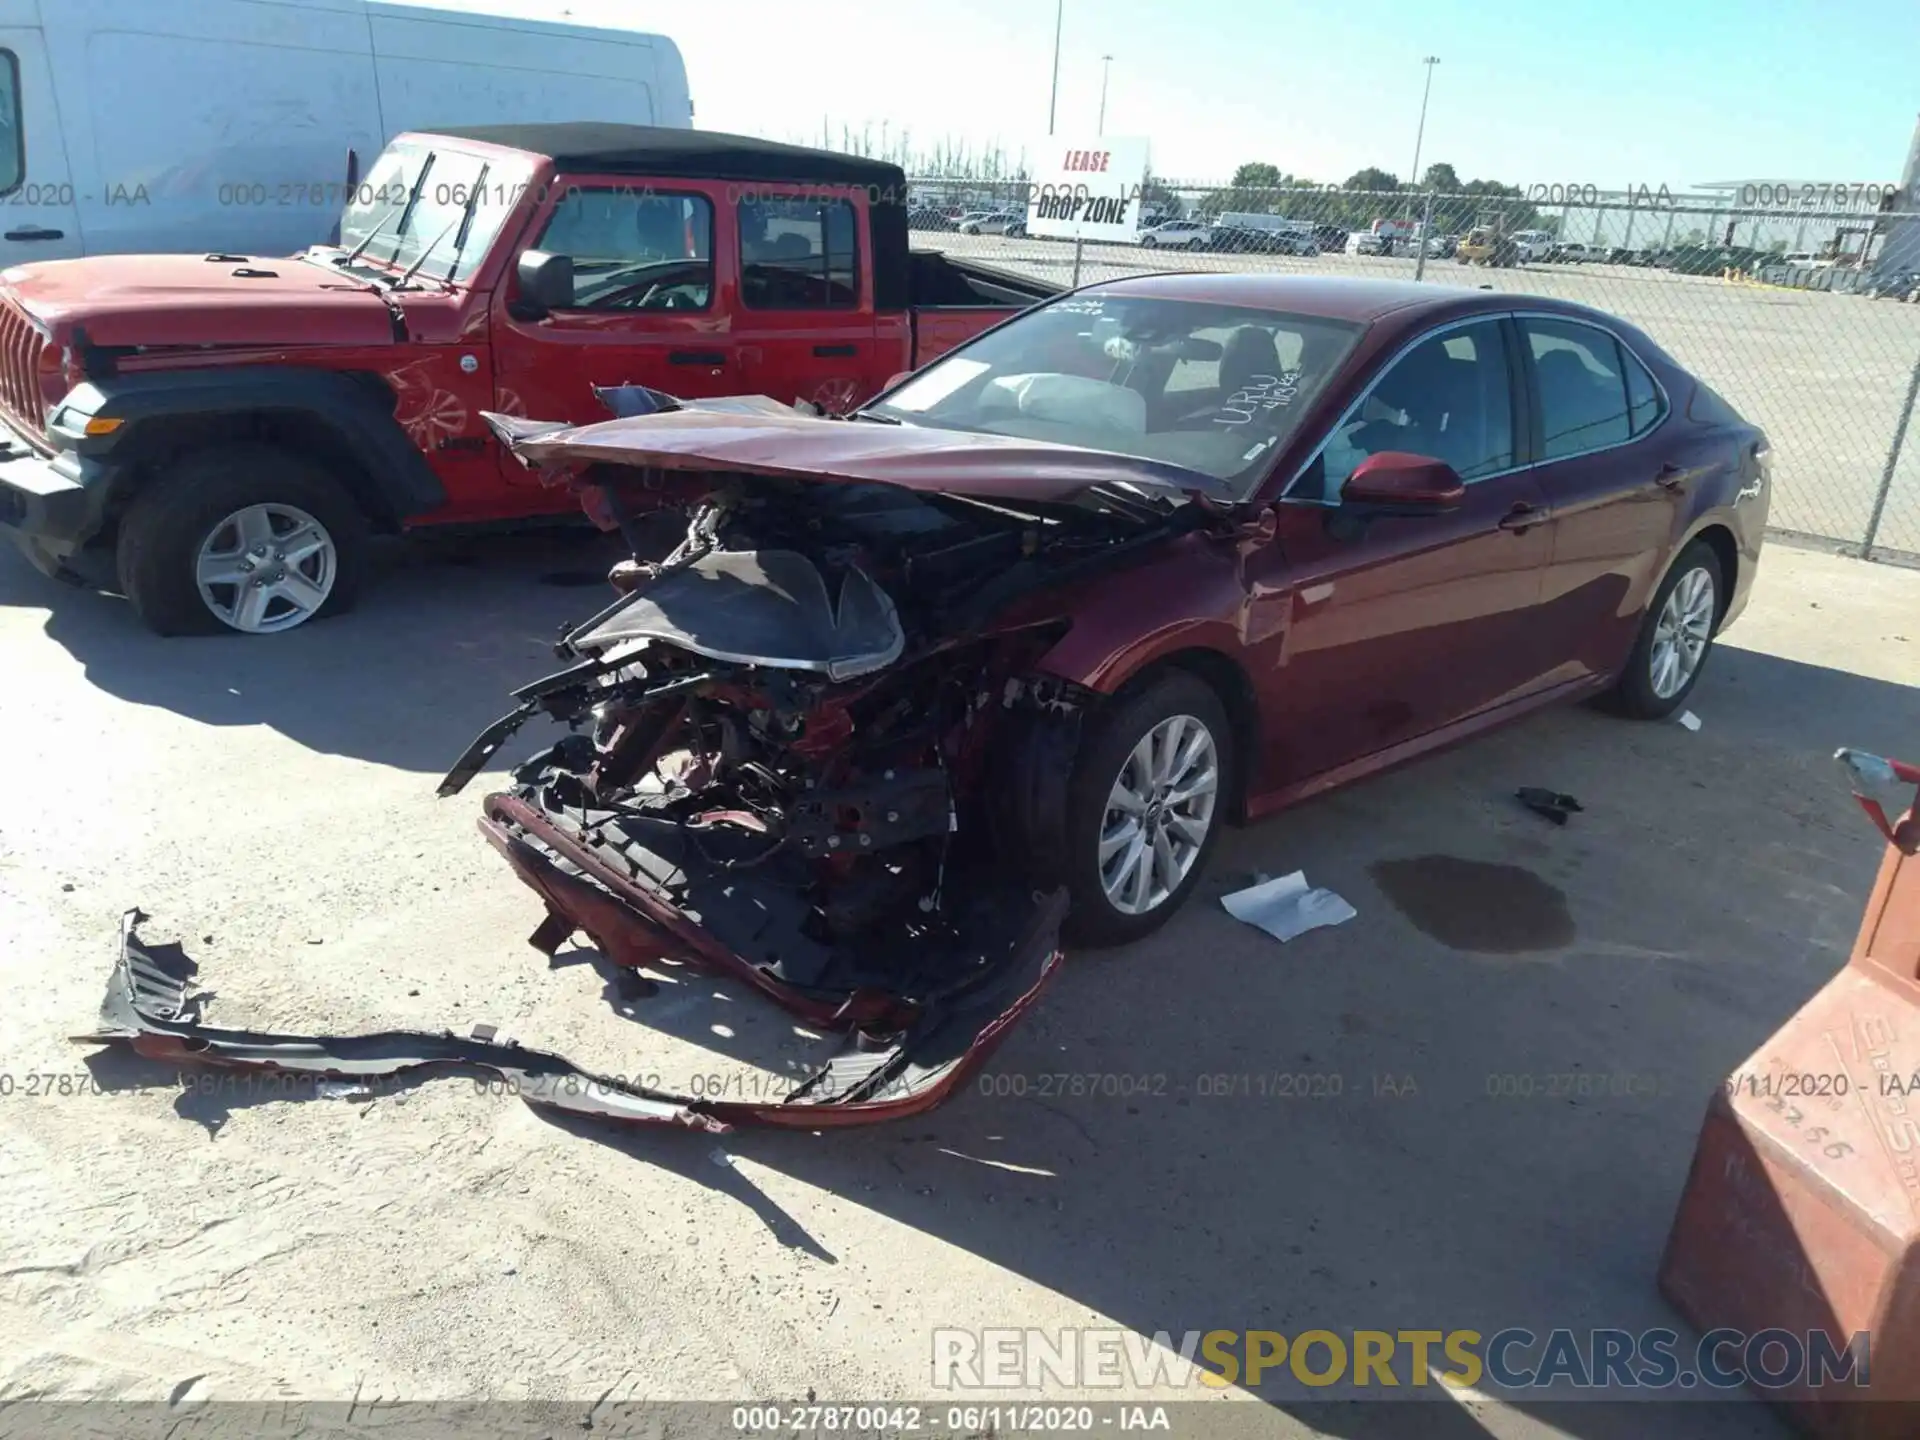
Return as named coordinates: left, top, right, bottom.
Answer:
left=116, top=444, right=369, bottom=637
left=1062, top=671, right=1233, bottom=947
left=1607, top=541, right=1723, bottom=718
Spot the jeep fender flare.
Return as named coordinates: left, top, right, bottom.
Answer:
left=61, top=365, right=446, bottom=524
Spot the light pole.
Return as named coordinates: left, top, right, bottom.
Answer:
left=1098, top=54, right=1112, bottom=134
left=1047, top=0, right=1064, bottom=135
left=1408, top=55, right=1440, bottom=195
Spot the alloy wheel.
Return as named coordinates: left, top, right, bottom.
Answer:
left=1649, top=565, right=1715, bottom=699
left=194, top=502, right=337, bottom=634
left=1099, top=713, right=1219, bottom=915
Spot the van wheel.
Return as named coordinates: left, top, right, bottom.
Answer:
left=1062, top=671, right=1233, bottom=948
left=117, top=444, right=369, bottom=637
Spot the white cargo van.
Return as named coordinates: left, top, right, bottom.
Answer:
left=0, top=0, right=691, bottom=265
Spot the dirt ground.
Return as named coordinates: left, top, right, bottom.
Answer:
left=2, top=531, right=1917, bottom=1440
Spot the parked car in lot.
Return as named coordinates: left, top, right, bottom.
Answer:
left=908, top=207, right=959, bottom=231
left=462, top=271, right=1770, bottom=976
left=1213, top=214, right=1320, bottom=255
left=1212, top=224, right=1317, bottom=255
left=1138, top=219, right=1217, bottom=250
left=0, top=124, right=1058, bottom=634
left=1550, top=241, right=1600, bottom=263
left=957, top=211, right=1026, bottom=237
left=1347, top=230, right=1390, bottom=256
left=1312, top=224, right=1351, bottom=255
left=1509, top=231, right=1556, bottom=262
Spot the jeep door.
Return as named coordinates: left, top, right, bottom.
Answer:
left=491, top=175, right=736, bottom=484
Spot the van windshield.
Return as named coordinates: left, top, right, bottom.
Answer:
left=333, top=140, right=535, bottom=285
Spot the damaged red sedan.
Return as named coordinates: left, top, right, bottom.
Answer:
left=86, top=274, right=1770, bottom=1130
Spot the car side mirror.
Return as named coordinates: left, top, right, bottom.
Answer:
left=1340, top=452, right=1465, bottom=512
left=512, top=249, right=574, bottom=319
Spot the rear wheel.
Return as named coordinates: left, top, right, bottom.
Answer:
left=116, top=444, right=369, bottom=637
left=1607, top=541, right=1723, bottom=719
left=1062, top=671, right=1233, bottom=947
left=1186, top=237, right=1206, bottom=251
left=1140, top=235, right=1157, bottom=248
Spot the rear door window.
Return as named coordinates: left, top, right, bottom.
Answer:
left=739, top=196, right=859, bottom=309
left=1523, top=317, right=1632, bottom=458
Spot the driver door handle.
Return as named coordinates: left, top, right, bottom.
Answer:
left=4, top=226, right=63, bottom=241
left=1498, top=503, right=1551, bottom=533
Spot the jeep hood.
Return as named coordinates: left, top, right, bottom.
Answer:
left=0, top=252, right=400, bottom=348
left=484, top=399, right=1234, bottom=506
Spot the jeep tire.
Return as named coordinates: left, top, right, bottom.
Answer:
left=116, top=444, right=370, bottom=637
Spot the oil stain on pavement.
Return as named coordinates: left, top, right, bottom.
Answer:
left=1369, top=855, right=1576, bottom=953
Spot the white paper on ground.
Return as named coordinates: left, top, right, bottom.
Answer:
left=1220, top=869, right=1357, bottom=942
left=1678, top=710, right=1702, bottom=731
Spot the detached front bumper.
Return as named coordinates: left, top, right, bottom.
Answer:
left=78, top=884, right=1066, bottom=1133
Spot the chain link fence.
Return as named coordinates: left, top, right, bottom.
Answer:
left=907, top=180, right=1920, bottom=563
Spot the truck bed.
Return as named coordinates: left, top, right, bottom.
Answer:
left=904, top=250, right=1059, bottom=368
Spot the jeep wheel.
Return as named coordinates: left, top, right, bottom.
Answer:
left=117, top=444, right=369, bottom=637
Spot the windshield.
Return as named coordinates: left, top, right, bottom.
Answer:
left=865, top=293, right=1363, bottom=496
left=333, top=140, right=536, bottom=284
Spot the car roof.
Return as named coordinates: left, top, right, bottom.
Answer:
left=424, top=123, right=906, bottom=190
left=1086, top=271, right=1514, bottom=323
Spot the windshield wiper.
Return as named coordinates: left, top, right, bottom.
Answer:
left=334, top=209, right=399, bottom=268
left=335, top=155, right=436, bottom=282
left=434, top=163, right=490, bottom=285
left=395, top=216, right=463, bottom=289
left=850, top=409, right=902, bottom=424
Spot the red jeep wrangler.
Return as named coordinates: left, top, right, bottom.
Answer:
left=0, top=123, right=1053, bottom=635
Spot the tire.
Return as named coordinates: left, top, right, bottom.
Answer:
left=1606, top=541, right=1724, bottom=719
left=1061, top=670, right=1234, bottom=948
left=1140, top=235, right=1157, bottom=248
left=1186, top=238, right=1206, bottom=251
left=116, top=443, right=370, bottom=637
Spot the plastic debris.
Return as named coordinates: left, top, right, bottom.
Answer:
left=1516, top=788, right=1584, bottom=826
left=1220, top=870, right=1357, bottom=942
left=1678, top=710, right=1702, bottom=731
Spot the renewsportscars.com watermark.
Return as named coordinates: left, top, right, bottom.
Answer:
left=931, top=1326, right=1870, bottom=1394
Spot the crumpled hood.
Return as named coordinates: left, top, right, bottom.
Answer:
left=0, top=253, right=398, bottom=348
left=484, top=397, right=1231, bottom=505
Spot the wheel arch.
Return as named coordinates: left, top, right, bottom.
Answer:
left=68, top=366, right=444, bottom=545
left=1108, top=646, right=1261, bottom=825
left=1687, top=522, right=1739, bottom=625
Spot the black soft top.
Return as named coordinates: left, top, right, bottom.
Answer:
left=428, top=123, right=907, bottom=191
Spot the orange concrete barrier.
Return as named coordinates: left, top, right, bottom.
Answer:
left=1661, top=750, right=1920, bottom=1437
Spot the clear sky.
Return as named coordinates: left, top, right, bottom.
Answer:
left=509, top=0, right=1915, bottom=187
